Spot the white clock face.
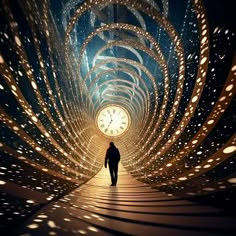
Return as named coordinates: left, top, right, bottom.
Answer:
left=96, top=105, right=130, bottom=137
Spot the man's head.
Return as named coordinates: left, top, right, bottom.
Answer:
left=110, top=142, right=114, bottom=147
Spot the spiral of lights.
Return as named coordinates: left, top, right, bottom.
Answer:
left=63, top=0, right=236, bottom=192
left=0, top=1, right=235, bottom=227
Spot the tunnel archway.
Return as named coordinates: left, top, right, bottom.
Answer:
left=0, top=0, right=235, bottom=233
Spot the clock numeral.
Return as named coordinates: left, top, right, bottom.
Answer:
left=116, top=129, right=119, bottom=133
left=100, top=124, right=105, bottom=128
left=113, top=109, right=116, bottom=113
left=107, top=110, right=110, bottom=114
left=121, top=116, right=125, bottom=119
left=122, top=122, right=126, bottom=125
left=120, top=126, right=124, bottom=130
left=110, top=130, right=113, bottom=134
left=104, top=128, right=108, bottom=133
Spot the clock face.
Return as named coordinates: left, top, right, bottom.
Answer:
left=96, top=105, right=130, bottom=137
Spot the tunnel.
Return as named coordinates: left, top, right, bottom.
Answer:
left=0, top=0, right=236, bottom=235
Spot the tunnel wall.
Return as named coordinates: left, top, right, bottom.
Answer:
left=0, top=0, right=104, bottom=228
left=0, top=0, right=236, bottom=230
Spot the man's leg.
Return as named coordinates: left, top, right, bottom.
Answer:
left=114, top=164, right=118, bottom=185
left=109, top=164, right=115, bottom=185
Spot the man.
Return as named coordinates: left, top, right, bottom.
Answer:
left=104, top=142, right=120, bottom=186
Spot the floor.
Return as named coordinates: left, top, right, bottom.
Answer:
left=9, top=165, right=236, bottom=236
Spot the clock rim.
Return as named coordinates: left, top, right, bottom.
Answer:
left=95, top=104, right=131, bottom=138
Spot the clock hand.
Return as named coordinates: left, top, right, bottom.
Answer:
left=105, top=119, right=112, bottom=132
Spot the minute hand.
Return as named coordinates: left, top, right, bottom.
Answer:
left=105, top=119, right=112, bottom=131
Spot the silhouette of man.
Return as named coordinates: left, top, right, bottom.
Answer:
left=104, top=142, right=120, bottom=186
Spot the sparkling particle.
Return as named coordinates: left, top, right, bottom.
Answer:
left=219, top=96, right=226, bottom=101
left=200, top=57, right=207, bottom=65
left=27, top=223, right=39, bottom=229
left=49, top=232, right=57, bottom=236
left=0, top=180, right=6, bottom=185
left=178, top=177, right=187, bottom=181
left=48, top=220, right=57, bottom=228
left=26, top=200, right=35, bottom=204
left=223, top=146, right=236, bottom=154
left=37, top=214, right=48, bottom=219
left=225, top=84, right=233, bottom=91
left=13, top=126, right=19, bottom=131
left=14, top=35, right=22, bottom=46
left=78, top=230, right=87, bottom=234
left=31, top=81, right=37, bottom=89
left=203, top=164, right=211, bottom=169
left=203, top=188, right=215, bottom=191
left=192, top=140, right=198, bottom=144
left=227, top=178, right=236, bottom=184
left=207, top=120, right=214, bottom=125
left=35, top=147, right=42, bottom=152
left=191, top=96, right=198, bottom=103
left=31, top=116, right=38, bottom=122
left=88, top=226, right=98, bottom=232
left=0, top=55, right=4, bottom=64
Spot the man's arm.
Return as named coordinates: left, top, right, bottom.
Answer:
left=104, top=150, right=109, bottom=168
left=117, top=148, right=120, bottom=161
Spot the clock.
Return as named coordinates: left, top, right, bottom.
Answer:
left=96, top=105, right=130, bottom=137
